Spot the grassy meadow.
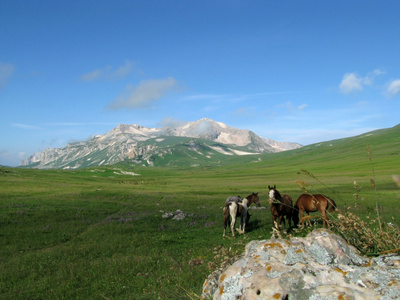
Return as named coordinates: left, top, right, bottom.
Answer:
left=1, top=126, right=399, bottom=299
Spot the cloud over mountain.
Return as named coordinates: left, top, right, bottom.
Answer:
left=107, top=77, right=181, bottom=110
left=80, top=60, right=134, bottom=81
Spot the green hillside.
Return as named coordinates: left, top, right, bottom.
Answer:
left=121, top=136, right=262, bottom=167
left=0, top=124, right=399, bottom=299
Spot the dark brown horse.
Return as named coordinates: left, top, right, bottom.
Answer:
left=268, top=185, right=294, bottom=229
left=294, top=194, right=336, bottom=227
left=223, top=193, right=260, bottom=238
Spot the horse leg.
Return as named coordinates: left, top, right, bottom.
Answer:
left=241, top=209, right=247, bottom=234
left=230, top=208, right=236, bottom=238
left=299, top=209, right=305, bottom=226
left=272, top=215, right=278, bottom=229
left=321, top=209, right=330, bottom=228
left=278, top=215, right=283, bottom=230
left=223, top=221, right=226, bottom=238
left=223, top=207, right=228, bottom=238
left=306, top=212, right=312, bottom=226
left=238, top=215, right=245, bottom=234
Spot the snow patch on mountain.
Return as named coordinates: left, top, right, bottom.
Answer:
left=20, top=118, right=301, bottom=169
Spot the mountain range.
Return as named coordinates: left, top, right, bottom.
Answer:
left=20, top=118, right=301, bottom=169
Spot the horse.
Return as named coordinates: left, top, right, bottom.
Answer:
left=294, top=194, right=336, bottom=228
left=223, top=193, right=260, bottom=238
left=327, top=197, right=337, bottom=212
left=268, top=185, right=294, bottom=229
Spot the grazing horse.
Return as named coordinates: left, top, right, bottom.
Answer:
left=268, top=185, right=294, bottom=229
left=327, top=197, right=337, bottom=212
left=223, top=193, right=260, bottom=238
left=294, top=194, right=336, bottom=228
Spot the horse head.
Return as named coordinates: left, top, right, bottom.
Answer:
left=251, top=192, right=261, bottom=207
left=245, top=192, right=261, bottom=207
left=268, top=185, right=279, bottom=203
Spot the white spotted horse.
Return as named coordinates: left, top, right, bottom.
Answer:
left=223, top=193, right=260, bottom=238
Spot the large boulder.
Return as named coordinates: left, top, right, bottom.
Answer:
left=202, top=229, right=400, bottom=299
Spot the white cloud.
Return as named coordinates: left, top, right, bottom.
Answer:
left=339, top=73, right=363, bottom=93
left=0, top=62, right=15, bottom=88
left=111, top=61, right=134, bottom=79
left=157, top=117, right=187, bottom=128
left=80, top=60, right=134, bottom=81
left=232, top=107, right=254, bottom=117
left=107, top=77, right=181, bottom=110
left=387, top=79, right=400, bottom=97
left=80, top=69, right=102, bottom=81
left=363, top=69, right=385, bottom=85
left=297, top=104, right=307, bottom=110
left=11, top=123, right=42, bottom=130
left=339, top=69, right=385, bottom=94
left=278, top=101, right=307, bottom=112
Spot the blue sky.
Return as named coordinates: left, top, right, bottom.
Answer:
left=1, top=1, right=400, bottom=166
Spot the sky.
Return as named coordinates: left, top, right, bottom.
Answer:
left=1, top=1, right=400, bottom=166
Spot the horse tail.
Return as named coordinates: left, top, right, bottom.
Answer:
left=223, top=202, right=235, bottom=222
left=326, top=196, right=337, bottom=212
left=223, top=205, right=229, bottom=215
left=293, top=197, right=300, bottom=226
left=223, top=205, right=230, bottom=230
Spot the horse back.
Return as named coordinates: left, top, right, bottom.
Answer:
left=225, top=196, right=241, bottom=206
left=282, top=194, right=293, bottom=205
left=295, top=194, right=329, bottom=212
left=314, top=194, right=330, bottom=209
left=225, top=200, right=245, bottom=217
left=295, top=194, right=316, bottom=211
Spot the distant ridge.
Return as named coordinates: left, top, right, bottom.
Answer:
left=20, top=118, right=301, bottom=169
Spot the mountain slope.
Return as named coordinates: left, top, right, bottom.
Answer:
left=253, top=123, right=400, bottom=175
left=20, top=118, right=301, bottom=169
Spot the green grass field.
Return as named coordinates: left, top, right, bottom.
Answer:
left=1, top=126, right=399, bottom=299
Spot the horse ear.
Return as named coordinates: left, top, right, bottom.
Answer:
left=274, top=185, right=276, bottom=189
left=268, top=185, right=271, bottom=189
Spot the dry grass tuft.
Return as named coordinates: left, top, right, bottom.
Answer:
left=330, top=212, right=400, bottom=255
left=296, top=147, right=400, bottom=256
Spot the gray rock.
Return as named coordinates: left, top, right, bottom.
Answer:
left=202, top=229, right=400, bottom=299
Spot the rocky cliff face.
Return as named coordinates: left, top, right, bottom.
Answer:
left=202, top=229, right=400, bottom=299
left=20, top=118, right=301, bottom=169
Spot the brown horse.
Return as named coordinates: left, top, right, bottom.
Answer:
left=268, top=185, right=294, bottom=229
left=294, top=194, right=336, bottom=227
left=327, top=197, right=337, bottom=212
left=223, top=193, right=260, bottom=238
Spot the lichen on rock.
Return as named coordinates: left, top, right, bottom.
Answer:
left=202, top=229, right=400, bottom=299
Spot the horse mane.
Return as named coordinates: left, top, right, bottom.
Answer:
left=246, top=192, right=257, bottom=199
left=273, top=189, right=282, bottom=200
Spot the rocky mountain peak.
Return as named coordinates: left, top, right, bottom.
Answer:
left=20, top=119, right=302, bottom=169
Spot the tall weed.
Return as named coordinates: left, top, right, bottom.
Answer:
left=293, top=145, right=400, bottom=256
